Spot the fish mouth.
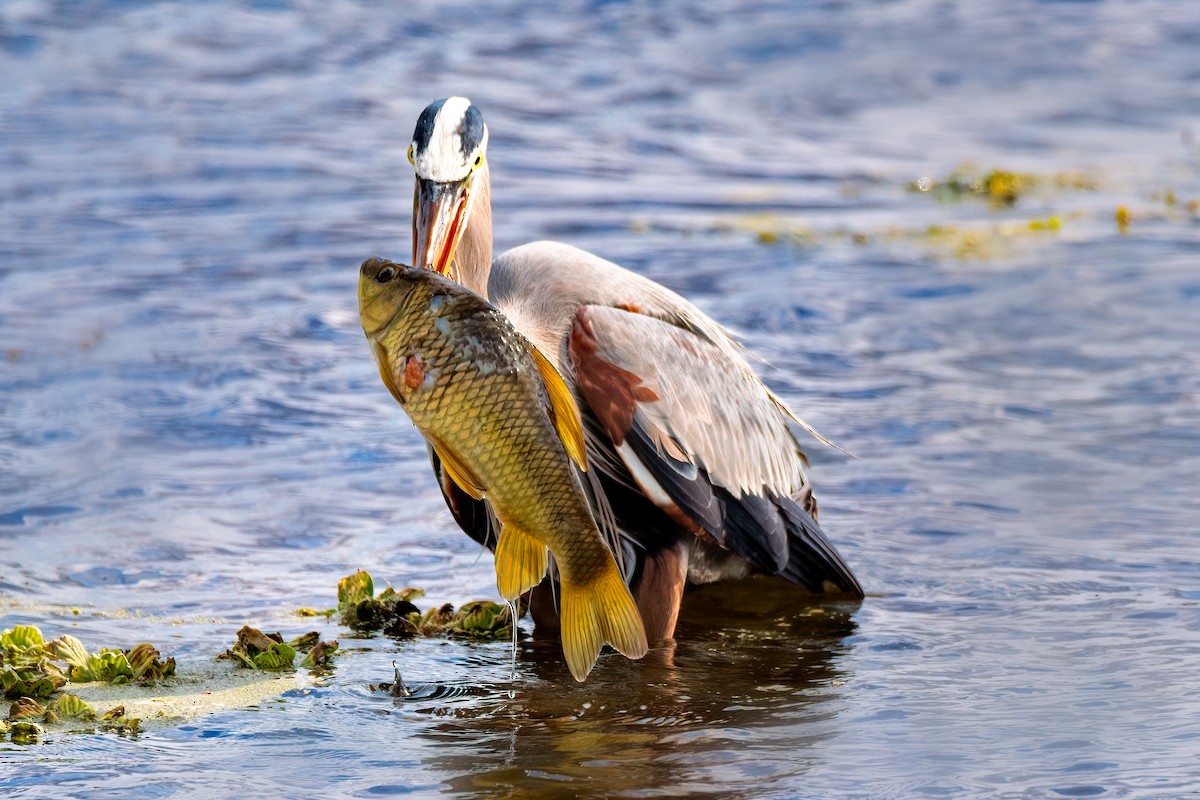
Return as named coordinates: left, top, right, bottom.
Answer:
left=413, top=176, right=472, bottom=281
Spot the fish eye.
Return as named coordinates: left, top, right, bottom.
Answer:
left=375, top=266, right=397, bottom=284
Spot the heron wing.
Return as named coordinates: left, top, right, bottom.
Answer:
left=569, top=305, right=862, bottom=595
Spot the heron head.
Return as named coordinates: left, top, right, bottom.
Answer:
left=409, top=97, right=489, bottom=284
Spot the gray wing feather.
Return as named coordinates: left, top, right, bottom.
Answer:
left=577, top=305, right=810, bottom=499
left=489, top=241, right=861, bottom=594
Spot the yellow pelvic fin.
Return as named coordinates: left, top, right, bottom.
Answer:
left=560, top=563, right=648, bottom=682
left=530, top=345, right=588, bottom=471
left=431, top=436, right=486, bottom=501
left=493, top=523, right=549, bottom=601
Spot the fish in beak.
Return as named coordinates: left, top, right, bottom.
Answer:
left=356, top=259, right=648, bottom=681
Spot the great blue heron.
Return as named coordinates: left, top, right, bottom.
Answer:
left=406, top=97, right=863, bottom=641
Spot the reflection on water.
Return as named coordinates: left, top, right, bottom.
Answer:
left=406, top=583, right=857, bottom=799
left=3, top=0, right=1200, bottom=797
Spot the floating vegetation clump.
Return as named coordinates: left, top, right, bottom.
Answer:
left=299, top=639, right=338, bottom=669
left=9, top=696, right=48, bottom=720
left=335, top=570, right=513, bottom=641
left=46, top=636, right=176, bottom=684
left=46, top=693, right=97, bottom=723
left=97, top=705, right=141, bottom=735
left=1, top=573, right=513, bottom=742
left=1115, top=204, right=1132, bottom=234
left=1026, top=216, right=1062, bottom=231
left=909, top=165, right=1097, bottom=207
left=1, top=626, right=174, bottom=701
left=0, top=625, right=182, bottom=741
left=443, top=600, right=515, bottom=640
left=702, top=169, right=1197, bottom=258
left=337, top=569, right=425, bottom=635
left=294, top=607, right=336, bottom=618
left=1, top=692, right=137, bottom=742
left=6, top=719, right=44, bottom=743
left=912, top=218, right=1071, bottom=260
left=1, top=626, right=66, bottom=700
left=708, top=213, right=817, bottom=249
left=218, top=626, right=338, bottom=672
left=705, top=214, right=1071, bottom=261
left=9, top=694, right=97, bottom=726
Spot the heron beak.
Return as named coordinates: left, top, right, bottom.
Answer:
left=413, top=176, right=472, bottom=281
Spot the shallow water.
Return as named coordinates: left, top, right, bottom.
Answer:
left=2, top=1, right=1199, bottom=797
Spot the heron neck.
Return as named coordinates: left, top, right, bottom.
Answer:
left=456, top=167, right=493, bottom=298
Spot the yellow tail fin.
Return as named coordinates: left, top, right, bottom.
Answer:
left=494, top=524, right=548, bottom=601
left=560, top=564, right=648, bottom=682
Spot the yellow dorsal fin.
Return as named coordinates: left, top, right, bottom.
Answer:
left=430, top=436, right=486, bottom=501
left=560, top=561, right=648, bottom=682
left=493, top=523, right=548, bottom=601
left=530, top=345, right=588, bottom=471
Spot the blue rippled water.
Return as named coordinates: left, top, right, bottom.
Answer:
left=2, top=1, right=1199, bottom=797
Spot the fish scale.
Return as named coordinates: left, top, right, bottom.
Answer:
left=358, top=258, right=647, bottom=681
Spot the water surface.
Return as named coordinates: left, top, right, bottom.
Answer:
left=2, top=1, right=1199, bottom=797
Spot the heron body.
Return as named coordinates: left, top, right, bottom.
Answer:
left=407, top=97, right=863, bottom=642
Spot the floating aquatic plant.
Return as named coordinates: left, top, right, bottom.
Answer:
left=6, top=694, right=97, bottom=728
left=411, top=603, right=457, bottom=636
left=126, top=643, right=176, bottom=681
left=0, top=624, right=178, bottom=739
left=1, top=625, right=67, bottom=699
left=410, top=599, right=515, bottom=640
left=1115, top=204, right=1132, bottom=234
left=0, top=667, right=65, bottom=700
left=43, top=634, right=89, bottom=675
left=0, top=576, right=513, bottom=743
left=42, top=634, right=175, bottom=685
left=219, top=626, right=338, bottom=672
left=1, top=625, right=46, bottom=661
left=448, top=600, right=513, bottom=640
left=295, top=607, right=336, bottom=618
left=46, top=694, right=96, bottom=723
left=98, top=704, right=141, bottom=735
left=8, top=696, right=45, bottom=720
left=298, top=639, right=338, bottom=669
left=337, top=570, right=424, bottom=634
left=908, top=165, right=1096, bottom=207
left=82, top=649, right=134, bottom=684
left=334, top=571, right=513, bottom=640
left=7, top=719, right=43, bottom=743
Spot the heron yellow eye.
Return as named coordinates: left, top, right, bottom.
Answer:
left=472, top=153, right=484, bottom=170
left=407, top=145, right=415, bottom=164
